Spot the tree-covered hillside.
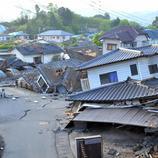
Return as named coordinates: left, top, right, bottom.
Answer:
left=4, top=3, right=142, bottom=36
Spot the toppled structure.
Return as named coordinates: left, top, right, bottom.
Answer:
left=68, top=78, right=158, bottom=130
left=16, top=69, right=41, bottom=92
left=37, top=59, right=83, bottom=94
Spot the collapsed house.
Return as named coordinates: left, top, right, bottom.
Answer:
left=67, top=77, right=158, bottom=131
left=16, top=69, right=41, bottom=92
left=37, top=59, right=83, bottom=94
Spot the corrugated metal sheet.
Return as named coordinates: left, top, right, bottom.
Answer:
left=77, top=45, right=158, bottom=70
left=68, top=79, right=158, bottom=102
left=73, top=108, right=158, bottom=128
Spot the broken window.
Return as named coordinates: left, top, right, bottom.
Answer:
left=100, top=71, right=118, bottom=85
left=38, top=77, right=48, bottom=92
left=130, top=64, right=138, bottom=76
left=148, top=64, right=158, bottom=74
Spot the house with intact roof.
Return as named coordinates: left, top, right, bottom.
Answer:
left=12, top=43, right=64, bottom=64
left=9, top=31, right=29, bottom=40
left=38, top=30, right=73, bottom=43
left=78, top=44, right=158, bottom=90
left=100, top=26, right=148, bottom=54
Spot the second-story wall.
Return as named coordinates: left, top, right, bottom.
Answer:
left=135, top=35, right=148, bottom=47
left=102, top=39, right=121, bottom=54
left=87, top=55, right=158, bottom=89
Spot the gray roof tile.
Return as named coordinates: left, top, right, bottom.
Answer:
left=77, top=45, right=158, bottom=70
left=16, top=43, right=64, bottom=56
left=68, top=78, right=158, bottom=102
left=38, top=30, right=73, bottom=36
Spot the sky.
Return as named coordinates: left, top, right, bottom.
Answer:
left=0, top=0, right=158, bottom=23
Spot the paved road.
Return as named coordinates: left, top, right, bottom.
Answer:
left=0, top=87, right=69, bottom=158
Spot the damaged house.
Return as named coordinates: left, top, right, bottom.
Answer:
left=66, top=44, right=158, bottom=131
left=37, top=59, right=83, bottom=94
left=78, top=44, right=158, bottom=90
left=68, top=77, right=158, bottom=131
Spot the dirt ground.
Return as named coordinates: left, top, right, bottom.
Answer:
left=69, top=124, right=146, bottom=158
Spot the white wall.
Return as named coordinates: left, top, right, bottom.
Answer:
left=38, top=35, right=71, bottom=43
left=43, top=54, right=60, bottom=63
left=12, top=49, right=60, bottom=64
left=102, top=35, right=148, bottom=55
left=102, top=39, right=121, bottom=54
left=135, top=35, right=148, bottom=47
left=87, top=55, right=158, bottom=89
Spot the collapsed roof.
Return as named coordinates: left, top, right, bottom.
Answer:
left=38, top=59, right=82, bottom=93
left=73, top=106, right=158, bottom=128
left=68, top=78, right=158, bottom=103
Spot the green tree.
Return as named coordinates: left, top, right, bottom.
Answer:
left=92, top=32, right=103, bottom=46
left=111, top=17, right=120, bottom=27
left=58, top=7, right=73, bottom=26
left=152, top=16, right=158, bottom=28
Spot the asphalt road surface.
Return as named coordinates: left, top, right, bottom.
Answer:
left=0, top=87, right=69, bottom=158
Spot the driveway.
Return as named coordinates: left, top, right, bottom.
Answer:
left=0, top=87, right=69, bottom=158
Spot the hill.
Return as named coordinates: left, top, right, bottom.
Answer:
left=4, top=3, right=142, bottom=37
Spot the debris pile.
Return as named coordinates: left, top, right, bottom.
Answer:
left=134, top=135, right=158, bottom=158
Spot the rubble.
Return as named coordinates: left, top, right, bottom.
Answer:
left=133, top=135, right=158, bottom=158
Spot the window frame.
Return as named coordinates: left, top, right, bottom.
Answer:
left=107, top=43, right=117, bottom=50
left=99, top=71, right=118, bottom=85
left=130, top=64, right=138, bottom=76
left=148, top=64, right=158, bottom=74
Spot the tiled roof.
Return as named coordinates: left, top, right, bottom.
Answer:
left=144, top=29, right=158, bottom=40
left=100, top=25, right=146, bottom=42
left=78, top=48, right=143, bottom=70
left=38, top=64, right=82, bottom=92
left=133, top=45, right=158, bottom=55
left=47, top=59, right=83, bottom=69
left=38, top=30, right=73, bottom=36
left=16, top=43, right=64, bottom=56
left=38, top=64, right=61, bottom=87
left=68, top=78, right=158, bottom=102
left=77, top=45, right=158, bottom=70
left=38, top=59, right=82, bottom=86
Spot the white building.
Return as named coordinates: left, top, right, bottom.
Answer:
left=0, top=34, right=11, bottom=42
left=8, top=31, right=29, bottom=40
left=78, top=45, right=158, bottom=90
left=100, top=26, right=148, bottom=54
left=38, top=30, right=73, bottom=43
left=12, top=43, right=64, bottom=64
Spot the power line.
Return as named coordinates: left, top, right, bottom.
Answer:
left=90, top=0, right=149, bottom=26
left=15, top=5, right=36, bottom=15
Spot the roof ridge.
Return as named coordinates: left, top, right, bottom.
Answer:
left=152, top=44, right=158, bottom=47
left=119, top=47, right=142, bottom=54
